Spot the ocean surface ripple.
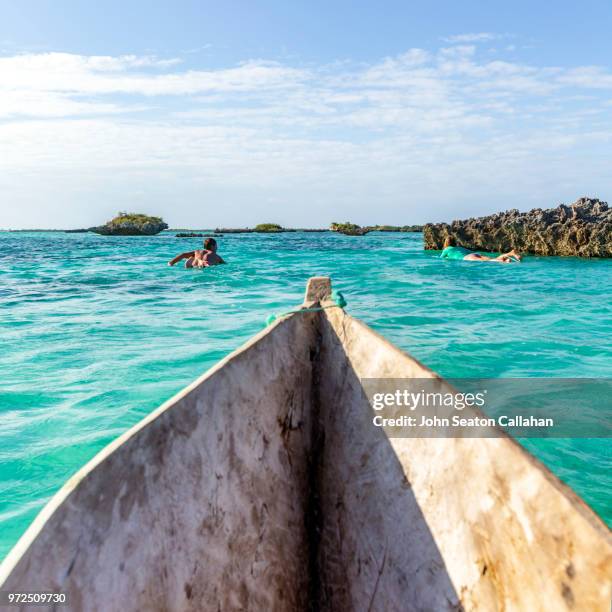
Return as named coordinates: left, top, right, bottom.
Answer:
left=0, top=230, right=610, bottom=558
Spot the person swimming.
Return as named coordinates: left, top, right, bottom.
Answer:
left=440, top=237, right=521, bottom=263
left=168, top=237, right=226, bottom=268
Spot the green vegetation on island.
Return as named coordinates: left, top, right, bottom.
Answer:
left=212, top=222, right=425, bottom=236
left=254, top=223, right=284, bottom=233
left=214, top=227, right=328, bottom=233
left=371, top=224, right=423, bottom=232
left=92, top=212, right=169, bottom=236
left=331, top=222, right=423, bottom=235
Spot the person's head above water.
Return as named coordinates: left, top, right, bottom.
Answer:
left=443, top=236, right=456, bottom=248
left=203, top=237, right=217, bottom=252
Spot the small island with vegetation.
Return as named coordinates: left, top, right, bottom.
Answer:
left=214, top=226, right=327, bottom=233
left=330, top=222, right=369, bottom=236
left=209, top=223, right=423, bottom=235
left=370, top=224, right=423, bottom=233
left=254, top=223, right=283, bottom=233
left=331, top=222, right=423, bottom=236
left=92, top=212, right=168, bottom=236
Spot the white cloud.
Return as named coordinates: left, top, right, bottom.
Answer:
left=0, top=52, right=181, bottom=77
left=442, top=33, right=500, bottom=43
left=0, top=52, right=308, bottom=105
left=0, top=91, right=135, bottom=118
left=557, top=66, right=612, bottom=89
left=0, top=45, right=610, bottom=227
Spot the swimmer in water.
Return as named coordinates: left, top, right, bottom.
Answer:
left=440, top=237, right=521, bottom=263
left=168, top=237, right=226, bottom=268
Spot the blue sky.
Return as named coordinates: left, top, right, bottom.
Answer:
left=1, top=0, right=611, bottom=228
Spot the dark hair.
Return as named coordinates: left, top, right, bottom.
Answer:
left=443, top=236, right=456, bottom=248
left=204, top=237, right=217, bottom=250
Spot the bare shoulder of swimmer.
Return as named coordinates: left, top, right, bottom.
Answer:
left=204, top=251, right=224, bottom=266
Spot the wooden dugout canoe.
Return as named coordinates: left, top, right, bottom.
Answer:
left=0, top=277, right=610, bottom=611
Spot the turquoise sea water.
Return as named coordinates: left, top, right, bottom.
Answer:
left=0, top=230, right=610, bottom=559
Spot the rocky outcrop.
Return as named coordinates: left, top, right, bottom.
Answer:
left=92, top=213, right=168, bottom=236
left=330, top=222, right=369, bottom=236
left=423, top=197, right=612, bottom=257
left=330, top=222, right=423, bottom=236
